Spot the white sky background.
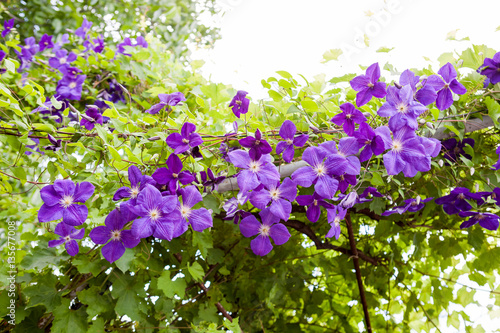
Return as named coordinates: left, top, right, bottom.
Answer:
left=191, top=0, right=500, bottom=332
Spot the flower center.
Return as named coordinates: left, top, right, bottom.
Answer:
left=314, top=163, right=326, bottom=177
left=129, top=186, right=140, bottom=199
left=334, top=217, right=341, bottom=227
left=454, top=146, right=461, bottom=154
left=172, top=173, right=178, bottom=178
left=249, top=160, right=261, bottom=173
left=69, top=82, right=77, bottom=89
left=397, top=103, right=407, bottom=113
left=458, top=193, right=465, bottom=200
left=236, top=100, right=242, bottom=105
left=110, top=230, right=121, bottom=241
left=149, top=208, right=161, bottom=221
left=60, top=58, right=67, bottom=64
left=255, top=140, right=260, bottom=145
left=270, top=188, right=281, bottom=201
left=365, top=140, right=372, bottom=145
left=345, top=114, right=352, bottom=119
left=392, top=140, right=403, bottom=152
left=180, top=204, right=191, bottom=218
left=182, top=138, right=190, bottom=144
left=444, top=83, right=449, bottom=89
left=259, top=224, right=271, bottom=237
left=340, top=175, right=344, bottom=181
left=60, top=195, right=74, bottom=208
left=411, top=201, right=418, bottom=206
left=475, top=213, right=484, bottom=220
left=285, top=138, right=293, bottom=145
left=64, top=236, right=71, bottom=242
left=313, top=199, right=318, bottom=206
left=367, top=82, right=374, bottom=88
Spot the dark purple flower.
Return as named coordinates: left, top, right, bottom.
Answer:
left=291, top=146, right=347, bottom=199
left=43, top=134, right=62, bottom=151
left=59, top=65, right=83, bottom=79
left=0, top=50, right=5, bottom=62
left=492, top=188, right=500, bottom=206
left=75, top=18, right=92, bottom=39
left=399, top=69, right=437, bottom=106
left=250, top=177, right=297, bottom=221
left=239, top=129, right=272, bottom=160
left=331, top=102, right=366, bottom=136
left=492, top=146, right=500, bottom=170
left=378, top=85, right=427, bottom=131
left=276, top=120, right=308, bottom=163
left=326, top=206, right=346, bottom=239
left=38, top=34, right=54, bottom=51
left=349, top=62, right=387, bottom=106
left=353, top=122, right=385, bottom=162
left=38, top=179, right=95, bottom=226
left=56, top=74, right=86, bottom=100
left=32, top=96, right=67, bottom=123
left=90, top=204, right=140, bottom=262
left=427, top=62, right=467, bottom=110
left=166, top=122, right=203, bottom=155
left=360, top=187, right=384, bottom=201
left=152, top=154, right=195, bottom=193
left=113, top=165, right=156, bottom=205
left=321, top=138, right=362, bottom=176
left=441, top=138, right=474, bottom=163
left=92, top=36, right=105, bottom=53
left=435, top=187, right=485, bottom=215
left=479, top=52, right=500, bottom=85
left=334, top=173, right=357, bottom=193
left=459, top=211, right=499, bottom=231
left=229, top=90, right=250, bottom=118
left=48, top=222, right=85, bottom=256
left=146, top=92, right=186, bottom=114
left=296, top=192, right=334, bottom=223
left=98, top=78, right=126, bottom=104
left=2, top=19, right=14, bottom=38
left=382, top=197, right=433, bottom=216
left=48, top=49, right=77, bottom=69
left=229, top=150, right=280, bottom=193
left=80, top=106, right=103, bottom=130
left=52, top=34, right=70, bottom=53
left=200, top=168, right=226, bottom=192
left=239, top=208, right=291, bottom=256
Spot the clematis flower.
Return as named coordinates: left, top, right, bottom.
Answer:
left=80, top=105, right=104, bottom=130
left=250, top=177, right=297, bottom=221
left=2, top=19, right=14, bottom=38
left=166, top=122, right=203, bottom=154
left=38, top=34, right=54, bottom=51
left=399, top=69, right=437, bottom=106
left=200, top=168, right=226, bottom=192
left=292, top=146, right=346, bottom=199
left=321, top=138, right=361, bottom=176
left=435, top=187, right=485, bottom=215
left=38, top=179, right=95, bottom=226
left=89, top=204, right=141, bottom=263
left=334, top=173, right=357, bottom=193
left=275, top=120, right=309, bottom=163
left=223, top=193, right=252, bottom=224
left=56, top=74, right=86, bottom=100
left=135, top=36, right=148, bottom=48
left=229, top=150, right=280, bottom=193
left=349, top=62, right=387, bottom=106
left=152, top=154, right=195, bottom=193
left=48, top=49, right=77, bottom=69
left=229, top=90, right=250, bottom=118
left=48, top=222, right=85, bottom=256
left=128, top=184, right=179, bottom=239
left=239, top=208, right=291, bottom=256
left=492, top=146, right=500, bottom=170
left=22, top=37, right=39, bottom=57
left=146, top=92, right=186, bottom=114
left=441, top=138, right=474, bottom=163
left=492, top=188, right=500, bottom=206
left=296, top=192, right=334, bottom=223
left=478, top=52, right=500, bottom=85
left=326, top=206, right=346, bottom=239
left=353, top=122, right=385, bottom=162
left=59, top=65, right=82, bottom=79
left=117, top=37, right=133, bottom=56
left=44, top=134, right=62, bottom=151
left=113, top=165, right=156, bottom=205
left=377, top=85, right=427, bottom=131
left=427, top=62, right=467, bottom=110
left=32, top=96, right=67, bottom=123
left=75, top=18, right=92, bottom=38
left=239, top=129, right=272, bottom=160
left=330, top=102, right=366, bottom=136
left=340, top=191, right=359, bottom=209
left=382, top=197, right=433, bottom=216
left=459, top=211, right=500, bottom=231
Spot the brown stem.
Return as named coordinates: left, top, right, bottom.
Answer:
left=345, top=212, right=372, bottom=333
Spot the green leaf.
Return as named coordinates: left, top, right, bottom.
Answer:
left=32, top=123, right=56, bottom=133
left=78, top=287, right=113, bottom=318
left=268, top=90, right=283, bottom=102
left=114, top=248, right=135, bottom=273
left=50, top=96, right=63, bottom=109
left=52, top=299, right=88, bottom=333
left=484, top=96, right=500, bottom=127
left=322, top=48, right=343, bottom=63
left=376, top=47, right=394, bottom=53
left=4, top=58, right=16, bottom=73
left=224, top=317, right=242, bottom=333
left=301, top=99, right=318, bottom=111
left=157, top=270, right=186, bottom=298
left=20, top=247, right=69, bottom=270
left=188, top=261, right=204, bottom=282
left=370, top=172, right=384, bottom=186
left=443, top=124, right=462, bottom=139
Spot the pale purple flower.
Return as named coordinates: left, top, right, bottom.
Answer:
left=250, top=177, right=297, bottom=221
left=353, top=122, right=385, bottom=162
left=427, top=62, right=467, bottom=110
left=326, top=206, right=346, bottom=239
left=48, top=222, right=85, bottom=256
left=38, top=34, right=54, bottom=51
left=399, top=69, right=437, bottom=106
left=170, top=185, right=214, bottom=237
left=349, top=62, right=387, bottom=106
left=229, top=90, right=250, bottom=118
left=2, top=19, right=14, bottom=38
left=48, top=49, right=77, bottom=69
left=75, top=18, right=92, bottom=38
left=479, top=52, right=500, bottom=85
left=330, top=102, right=366, bottom=136
left=276, top=120, right=308, bottom=163
left=296, top=192, right=334, bottom=223
left=56, top=74, right=86, bottom=100
left=321, top=138, right=362, bottom=176
left=146, top=92, right=186, bottom=114
left=166, top=122, right=203, bottom=154
left=378, top=85, right=427, bottom=131
left=229, top=150, right=280, bottom=193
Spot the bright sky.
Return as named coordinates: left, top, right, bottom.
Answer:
left=192, top=0, right=500, bottom=332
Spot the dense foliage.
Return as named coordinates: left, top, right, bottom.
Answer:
left=1, top=6, right=500, bottom=333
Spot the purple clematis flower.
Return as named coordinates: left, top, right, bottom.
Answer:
left=75, top=18, right=92, bottom=39
left=2, top=19, right=14, bottom=38
left=43, top=134, right=62, bottom=151
left=326, top=206, right=346, bottom=239
left=441, top=138, right=474, bottom=163
left=229, top=90, right=250, bottom=118
left=56, top=74, right=86, bottom=100
left=349, top=62, right=387, bottom=106
left=48, top=49, right=77, bottom=69
left=117, top=37, right=133, bottom=56
left=492, top=146, right=500, bottom=170
left=229, top=150, right=280, bottom=193
left=435, top=187, right=485, bottom=215
left=321, top=138, right=362, bottom=176
left=378, top=85, right=427, bottom=131
left=459, top=211, right=500, bottom=231
left=353, top=122, right=385, bottom=162
left=399, top=69, right=437, bottom=106
left=38, top=34, right=54, bottom=51
left=223, top=193, right=252, bottom=224
left=89, top=204, right=141, bottom=263
left=479, top=52, right=500, bottom=85
left=38, top=179, right=95, bottom=226
left=136, top=36, right=148, bottom=48
left=239, top=129, right=272, bottom=160
left=128, top=184, right=179, bottom=239
left=275, top=120, right=309, bottom=163
left=200, top=168, right=226, bottom=192
left=59, top=65, right=83, bottom=78
left=152, top=154, right=195, bottom=193
left=330, top=102, right=367, bottom=136
left=292, top=146, right=347, bottom=199
left=382, top=197, right=433, bottom=216
left=334, top=173, right=357, bottom=193
left=239, top=208, right=291, bottom=256
left=48, top=222, right=85, bottom=256
left=80, top=106, right=104, bottom=130
left=166, top=122, right=203, bottom=155
left=427, top=62, right=467, bottom=110
left=492, top=188, right=500, bottom=206
left=22, top=37, right=39, bottom=57
left=146, top=92, right=186, bottom=114
left=113, top=165, right=156, bottom=205
left=296, top=192, right=335, bottom=223
left=250, top=177, right=297, bottom=221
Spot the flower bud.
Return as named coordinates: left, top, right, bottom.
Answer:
left=470, top=167, right=475, bottom=176
left=426, top=122, right=434, bottom=129
left=416, top=195, right=421, bottom=205
left=474, top=183, right=479, bottom=192
left=363, top=112, right=371, bottom=118
left=419, top=118, right=426, bottom=124
left=341, top=192, right=358, bottom=209
left=457, top=59, right=463, bottom=67
left=148, top=136, right=161, bottom=141
left=478, top=52, right=483, bottom=56
left=438, top=159, right=444, bottom=167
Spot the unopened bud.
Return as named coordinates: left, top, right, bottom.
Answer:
left=148, top=136, right=161, bottom=141
left=416, top=82, right=422, bottom=89
left=48, top=115, right=61, bottom=120
left=420, top=75, right=428, bottom=80
left=310, top=125, right=320, bottom=133
left=474, top=183, right=479, bottom=192
left=426, top=122, right=434, bottom=129
left=419, top=118, right=426, bottom=124
left=151, top=154, right=159, bottom=160
left=470, top=167, right=475, bottom=176
left=81, top=114, right=95, bottom=122
left=362, top=112, right=371, bottom=118
left=92, top=194, right=99, bottom=202
left=457, top=59, right=463, bottom=67
left=416, top=195, right=421, bottom=205
left=341, top=192, right=358, bottom=209
left=487, top=177, right=490, bottom=185
left=394, top=82, right=402, bottom=89
left=478, top=52, right=483, bottom=56
left=438, top=159, right=444, bottom=167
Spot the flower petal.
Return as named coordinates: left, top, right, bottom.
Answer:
left=189, top=208, right=213, bottom=232
left=250, top=235, right=273, bottom=256
left=89, top=225, right=111, bottom=244
left=269, top=223, right=291, bottom=245
left=239, top=215, right=261, bottom=237
left=38, top=203, right=63, bottom=223
left=101, top=240, right=126, bottom=263
left=62, top=204, right=88, bottom=226
left=65, top=240, right=79, bottom=256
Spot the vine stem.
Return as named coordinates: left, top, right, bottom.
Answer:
left=345, top=211, right=372, bottom=333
